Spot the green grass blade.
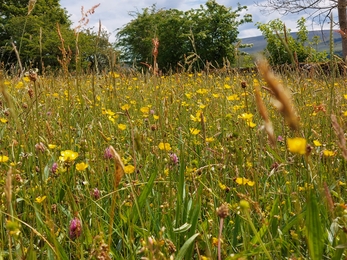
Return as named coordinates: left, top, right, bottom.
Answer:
left=175, top=233, right=200, bottom=260
left=306, top=190, right=324, bottom=260
left=132, top=169, right=157, bottom=224
left=185, top=188, right=201, bottom=258
left=251, top=196, right=279, bottom=244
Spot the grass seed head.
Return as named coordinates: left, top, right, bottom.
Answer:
left=254, top=84, right=276, bottom=146
left=217, top=203, right=229, bottom=218
left=257, top=58, right=299, bottom=131
left=28, top=0, right=37, bottom=15
left=107, top=145, right=125, bottom=188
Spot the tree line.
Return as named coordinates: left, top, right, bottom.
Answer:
left=0, top=0, right=114, bottom=74
left=0, top=0, right=345, bottom=74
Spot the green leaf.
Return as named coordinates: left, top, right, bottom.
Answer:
left=306, top=190, right=324, bottom=260
left=173, top=223, right=192, bottom=233
left=132, top=169, right=157, bottom=224
left=175, top=233, right=200, bottom=260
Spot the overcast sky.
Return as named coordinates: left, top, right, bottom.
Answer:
left=59, top=0, right=332, bottom=41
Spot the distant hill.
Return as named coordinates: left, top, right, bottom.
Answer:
left=240, top=30, right=342, bottom=56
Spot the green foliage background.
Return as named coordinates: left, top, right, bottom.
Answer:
left=116, top=1, right=252, bottom=71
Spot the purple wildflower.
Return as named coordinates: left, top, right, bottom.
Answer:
left=69, top=217, right=82, bottom=240
left=104, top=147, right=114, bottom=159
left=92, top=188, right=101, bottom=199
left=51, top=162, right=58, bottom=174
left=169, top=153, right=179, bottom=165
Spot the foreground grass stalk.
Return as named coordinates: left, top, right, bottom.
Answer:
left=240, top=200, right=272, bottom=260
left=107, top=146, right=124, bottom=248
left=217, top=203, right=229, bottom=260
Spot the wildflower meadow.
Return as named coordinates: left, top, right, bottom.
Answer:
left=1, top=57, right=347, bottom=260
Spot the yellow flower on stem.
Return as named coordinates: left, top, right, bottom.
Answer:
left=246, top=120, right=256, bottom=128
left=59, top=150, right=78, bottom=163
left=76, top=162, right=89, bottom=171
left=313, top=140, right=322, bottom=147
left=206, top=137, right=215, bottom=142
left=238, top=113, right=253, bottom=120
left=235, top=177, right=255, bottom=186
left=158, top=142, right=172, bottom=151
left=140, top=106, right=150, bottom=114
left=323, top=150, right=335, bottom=157
left=121, top=104, right=130, bottom=110
left=190, top=110, right=204, bottom=122
left=48, top=144, right=57, bottom=149
left=286, top=137, right=307, bottom=155
left=35, top=196, right=47, bottom=203
left=124, top=165, right=135, bottom=174
left=0, top=155, right=9, bottom=163
left=189, top=128, right=201, bottom=135
left=218, top=182, right=227, bottom=190
left=118, top=124, right=127, bottom=130
left=227, top=94, right=239, bottom=101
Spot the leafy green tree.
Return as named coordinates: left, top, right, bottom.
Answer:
left=256, top=18, right=327, bottom=65
left=116, top=6, right=189, bottom=71
left=0, top=0, right=73, bottom=70
left=116, top=1, right=252, bottom=71
left=186, top=1, right=252, bottom=68
left=0, top=0, right=114, bottom=73
left=77, top=28, right=117, bottom=73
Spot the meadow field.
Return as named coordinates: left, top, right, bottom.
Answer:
left=1, top=61, right=347, bottom=259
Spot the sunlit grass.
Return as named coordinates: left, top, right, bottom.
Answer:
left=1, top=68, right=347, bottom=259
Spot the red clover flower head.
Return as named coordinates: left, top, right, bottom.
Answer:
left=69, top=217, right=82, bottom=240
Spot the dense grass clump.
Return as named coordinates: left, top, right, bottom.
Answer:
left=1, top=66, right=347, bottom=259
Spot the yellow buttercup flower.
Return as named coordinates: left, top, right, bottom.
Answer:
left=15, top=81, right=24, bottom=88
left=158, top=142, right=171, bottom=151
left=205, top=137, right=215, bottom=142
left=0, top=155, right=9, bottom=163
left=238, top=113, right=253, bottom=120
left=286, top=137, right=307, bottom=155
left=110, top=72, right=120, bottom=78
left=121, top=104, right=130, bottom=110
left=190, top=110, right=204, bottom=122
left=196, top=88, right=208, bottom=94
left=189, top=128, right=201, bottom=135
left=313, top=140, right=322, bottom=147
left=48, top=144, right=57, bottom=149
left=140, top=106, right=150, bottom=114
left=235, top=177, right=255, bottom=186
left=247, top=120, right=256, bottom=128
left=323, top=150, right=335, bottom=157
left=218, top=182, right=227, bottom=190
left=124, top=165, right=135, bottom=174
left=59, top=150, right=78, bottom=162
left=227, top=94, right=239, bottom=101
left=118, top=124, right=127, bottom=130
left=76, top=162, right=89, bottom=171
left=35, top=196, right=47, bottom=203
